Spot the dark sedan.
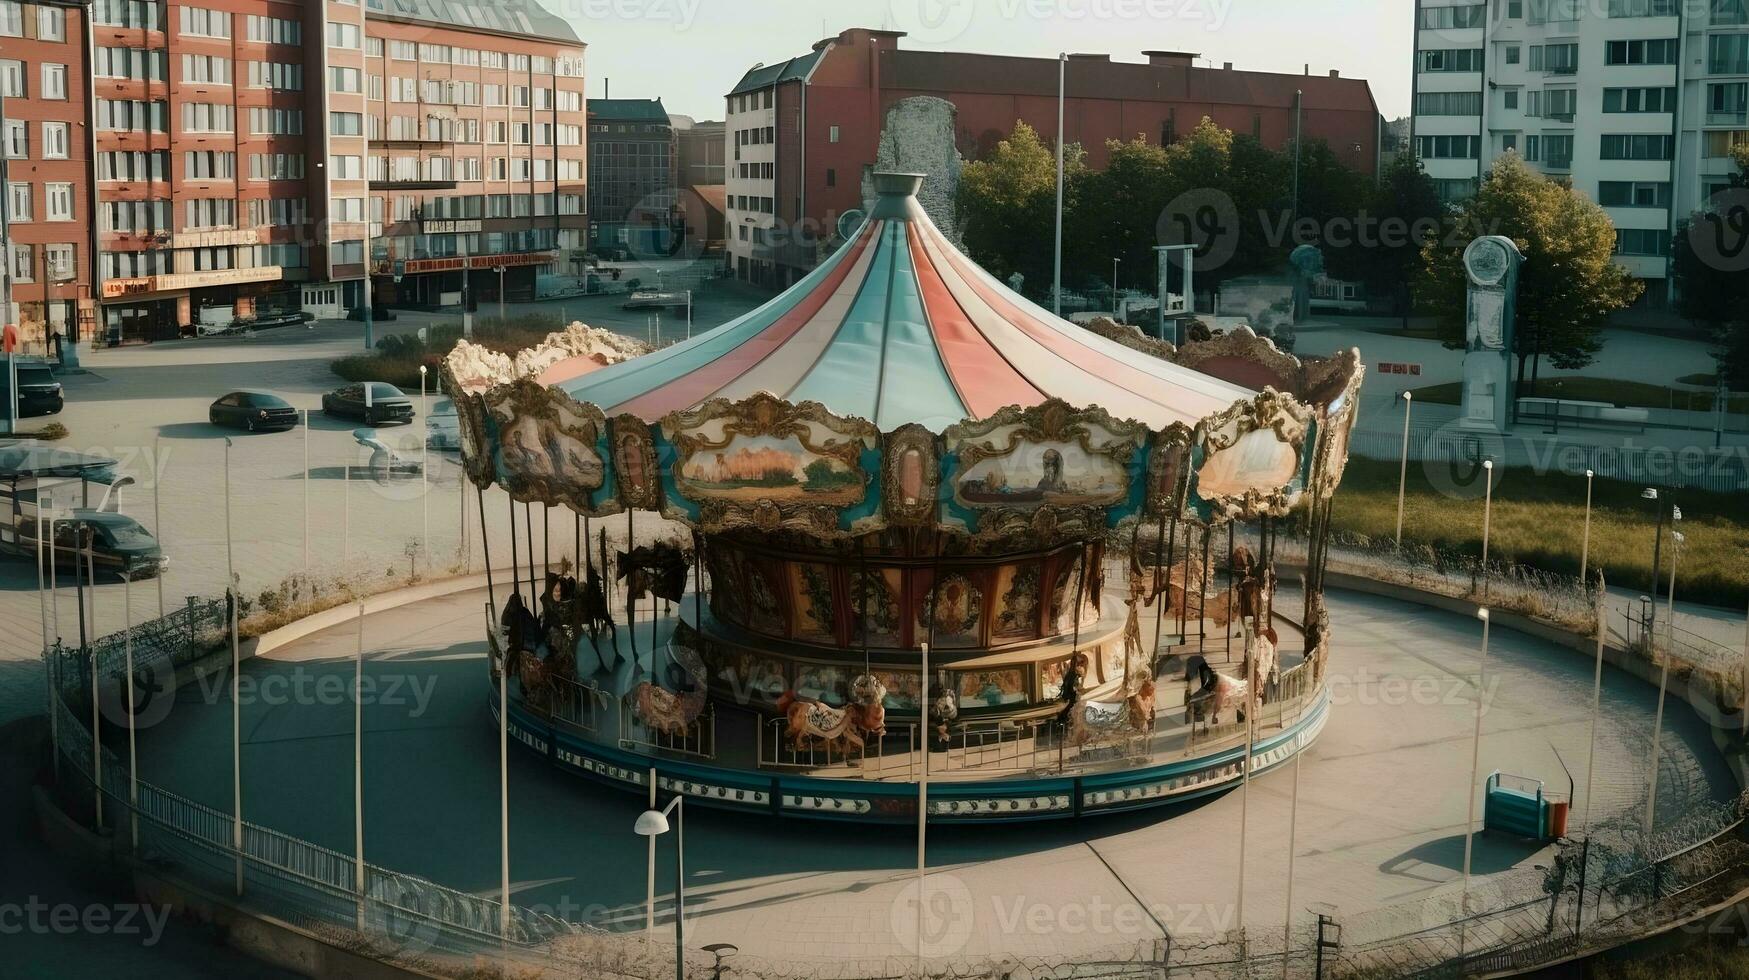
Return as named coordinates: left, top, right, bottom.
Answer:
left=322, top=383, right=415, bottom=426
left=209, top=391, right=300, bottom=432
left=1, top=361, right=64, bottom=418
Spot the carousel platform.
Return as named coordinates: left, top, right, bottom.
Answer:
left=485, top=590, right=1329, bottom=823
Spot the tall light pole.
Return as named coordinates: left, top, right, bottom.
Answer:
left=495, top=265, right=506, bottom=322
left=419, top=365, right=429, bottom=576
left=354, top=600, right=367, bottom=930
left=635, top=796, right=686, bottom=980
left=1479, top=459, right=1495, bottom=599
left=1643, top=488, right=1665, bottom=638
left=1581, top=576, right=1606, bottom=833
left=1644, top=527, right=1683, bottom=842
left=1052, top=53, right=1066, bottom=316
left=1111, top=256, right=1121, bottom=316
left=1579, top=469, right=1594, bottom=586
left=225, top=437, right=242, bottom=895
left=918, top=640, right=931, bottom=979
left=1395, top=391, right=1413, bottom=548
left=152, top=436, right=165, bottom=618
left=1459, top=607, right=1491, bottom=955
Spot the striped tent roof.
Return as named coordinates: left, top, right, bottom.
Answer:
left=553, top=173, right=1254, bottom=432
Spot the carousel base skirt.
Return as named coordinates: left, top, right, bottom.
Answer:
left=486, top=675, right=1330, bottom=824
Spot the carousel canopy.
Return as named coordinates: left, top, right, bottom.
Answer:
left=551, top=173, right=1254, bottom=432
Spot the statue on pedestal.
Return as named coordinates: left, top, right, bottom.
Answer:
left=1457, top=236, right=1522, bottom=433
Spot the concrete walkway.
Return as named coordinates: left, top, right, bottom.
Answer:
left=108, top=585, right=1736, bottom=970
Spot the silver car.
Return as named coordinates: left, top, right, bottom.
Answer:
left=425, top=396, right=461, bottom=452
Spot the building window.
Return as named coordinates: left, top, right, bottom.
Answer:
left=1716, top=0, right=1749, bottom=24
left=327, top=23, right=360, bottom=49
left=184, top=198, right=237, bottom=229
left=1703, top=130, right=1749, bottom=158
left=1542, top=134, right=1574, bottom=168
left=97, top=47, right=167, bottom=81
left=1420, top=48, right=1484, bottom=72
left=1501, top=133, right=1519, bottom=153
left=181, top=103, right=235, bottom=134
left=9, top=244, right=32, bottom=284
left=45, top=182, right=73, bottom=221
left=1600, top=133, right=1675, bottom=159
left=1710, top=82, right=1749, bottom=125
left=1711, top=33, right=1749, bottom=73
left=0, top=0, right=20, bottom=36
left=1598, top=181, right=1671, bottom=207
left=44, top=244, right=73, bottom=281
left=1613, top=229, right=1670, bottom=256
left=1504, top=90, right=1520, bottom=109
left=37, top=5, right=64, bottom=40
left=329, top=155, right=364, bottom=180
left=245, top=14, right=300, bottom=44
left=1607, top=0, right=1678, bottom=14
left=1417, top=134, right=1481, bottom=159
left=42, top=122, right=68, bottom=159
left=92, top=0, right=160, bottom=29
left=1529, top=43, right=1579, bottom=73
left=0, top=59, right=23, bottom=98
left=248, top=62, right=302, bottom=90
left=41, top=64, right=67, bottom=100
left=1606, top=38, right=1678, bottom=66
left=179, top=6, right=230, bottom=39
left=825, top=168, right=836, bottom=187
left=2, top=119, right=24, bottom=158
left=1416, top=91, right=1483, bottom=115
left=1418, top=4, right=1485, bottom=29
left=1603, top=87, right=1676, bottom=113
left=181, top=54, right=232, bottom=85
left=183, top=150, right=235, bottom=179
left=330, top=112, right=363, bottom=136
left=6, top=182, right=28, bottom=221
left=99, top=150, right=168, bottom=182
left=1505, top=45, right=1521, bottom=65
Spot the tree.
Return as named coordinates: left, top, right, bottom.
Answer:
left=1414, top=153, right=1642, bottom=387
left=1327, top=152, right=1444, bottom=320
left=957, top=120, right=1084, bottom=292
left=1672, top=145, right=1749, bottom=387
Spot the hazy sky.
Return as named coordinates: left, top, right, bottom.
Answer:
left=557, top=0, right=1415, bottom=122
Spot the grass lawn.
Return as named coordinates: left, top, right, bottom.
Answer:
left=1588, top=936, right=1749, bottom=979
left=1330, top=457, right=1749, bottom=608
left=331, top=313, right=568, bottom=389
left=1408, top=377, right=1749, bottom=415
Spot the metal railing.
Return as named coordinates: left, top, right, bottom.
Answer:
left=617, top=694, right=716, bottom=761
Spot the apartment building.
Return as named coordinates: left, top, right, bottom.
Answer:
left=726, top=28, right=1384, bottom=288
left=73, top=0, right=585, bottom=341
left=1411, top=0, right=1749, bottom=296
left=2, top=0, right=92, bottom=351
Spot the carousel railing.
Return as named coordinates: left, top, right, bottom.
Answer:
left=618, top=696, right=716, bottom=761
left=547, top=674, right=612, bottom=734
left=757, top=716, right=917, bottom=779
left=936, top=717, right=1063, bottom=775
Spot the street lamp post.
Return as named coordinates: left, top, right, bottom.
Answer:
left=1644, top=527, right=1684, bottom=842
left=635, top=796, right=686, bottom=980
left=1395, top=391, right=1413, bottom=548
left=1479, top=459, right=1495, bottom=599
left=495, top=265, right=507, bottom=322
left=1111, top=256, right=1121, bottom=317
left=419, top=365, right=429, bottom=576
left=1052, top=52, right=1066, bottom=316
left=1643, top=488, right=1665, bottom=638
left=1459, top=607, right=1492, bottom=955
left=1579, top=469, right=1594, bottom=587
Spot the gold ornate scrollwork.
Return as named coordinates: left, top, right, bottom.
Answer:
left=439, top=360, right=496, bottom=490
left=1146, top=423, right=1194, bottom=518
left=882, top=423, right=940, bottom=526
left=610, top=414, right=662, bottom=511
left=1193, top=388, right=1314, bottom=522
left=1310, top=352, right=1365, bottom=497
left=1174, top=324, right=1304, bottom=392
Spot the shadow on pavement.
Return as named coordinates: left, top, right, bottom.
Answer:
left=1379, top=832, right=1546, bottom=882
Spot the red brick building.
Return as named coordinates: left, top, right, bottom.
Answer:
left=726, top=28, right=1383, bottom=287
left=2, top=0, right=93, bottom=351
left=67, top=0, right=587, bottom=342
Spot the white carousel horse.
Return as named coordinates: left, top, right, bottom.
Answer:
left=1185, top=655, right=1249, bottom=726
left=1066, top=681, right=1156, bottom=747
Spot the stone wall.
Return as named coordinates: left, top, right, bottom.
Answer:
left=862, top=96, right=964, bottom=247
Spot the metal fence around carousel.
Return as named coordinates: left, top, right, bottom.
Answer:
left=40, top=567, right=1749, bottom=980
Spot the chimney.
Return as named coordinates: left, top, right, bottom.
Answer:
left=1143, top=50, right=1198, bottom=68
left=1223, top=62, right=1233, bottom=70
left=1329, top=69, right=1341, bottom=78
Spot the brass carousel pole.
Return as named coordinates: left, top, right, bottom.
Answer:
left=627, top=508, right=637, bottom=672
left=524, top=502, right=536, bottom=600
left=508, top=496, right=520, bottom=601
left=1226, top=524, right=1236, bottom=663
left=1198, top=527, right=1211, bottom=656
left=542, top=504, right=550, bottom=578
left=1152, top=506, right=1171, bottom=671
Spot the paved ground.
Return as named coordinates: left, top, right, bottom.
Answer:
left=83, top=585, right=1735, bottom=971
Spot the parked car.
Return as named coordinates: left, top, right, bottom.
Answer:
left=425, top=396, right=461, bottom=452
left=322, top=383, right=415, bottom=426
left=0, top=360, right=64, bottom=418
left=44, top=510, right=167, bottom=581
left=209, top=391, right=299, bottom=432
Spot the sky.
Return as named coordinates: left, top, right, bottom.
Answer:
left=551, top=0, right=1416, bottom=122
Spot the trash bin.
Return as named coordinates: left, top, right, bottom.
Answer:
left=1545, top=794, right=1570, bottom=840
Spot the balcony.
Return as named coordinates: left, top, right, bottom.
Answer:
left=1708, top=109, right=1749, bottom=125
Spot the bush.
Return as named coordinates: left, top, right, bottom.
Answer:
left=331, top=313, right=575, bottom=387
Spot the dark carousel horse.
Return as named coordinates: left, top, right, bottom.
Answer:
left=1183, top=654, right=1249, bottom=727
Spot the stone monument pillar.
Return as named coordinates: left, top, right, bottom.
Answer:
left=1457, top=236, right=1522, bottom=433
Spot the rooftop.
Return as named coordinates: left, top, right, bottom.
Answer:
left=364, top=0, right=580, bottom=44
left=727, top=49, right=825, bottom=97
left=588, top=98, right=671, bottom=123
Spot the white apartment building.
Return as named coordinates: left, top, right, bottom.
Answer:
left=1412, top=0, right=1749, bottom=297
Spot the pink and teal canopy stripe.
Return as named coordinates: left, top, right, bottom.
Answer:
left=557, top=173, right=1255, bottom=431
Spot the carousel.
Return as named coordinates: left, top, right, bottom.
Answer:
left=443, top=173, right=1365, bottom=822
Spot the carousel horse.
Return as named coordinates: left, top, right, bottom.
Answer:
left=1066, top=680, right=1157, bottom=747
left=930, top=683, right=960, bottom=744
left=1207, top=548, right=1272, bottom=636
left=775, top=687, right=887, bottom=760
left=500, top=591, right=542, bottom=657
left=628, top=642, right=708, bottom=737
left=1184, top=655, right=1249, bottom=726
left=578, top=563, right=618, bottom=660
left=1249, top=625, right=1280, bottom=705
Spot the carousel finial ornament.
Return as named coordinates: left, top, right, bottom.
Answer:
left=450, top=171, right=1364, bottom=822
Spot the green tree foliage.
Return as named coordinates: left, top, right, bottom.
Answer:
left=957, top=121, right=1083, bottom=291
left=1415, top=154, right=1642, bottom=382
left=1672, top=146, right=1749, bottom=388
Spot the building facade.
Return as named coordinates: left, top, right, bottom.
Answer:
left=725, top=28, right=1384, bottom=287
left=66, top=0, right=586, bottom=341
left=672, top=114, right=725, bottom=187
left=585, top=97, right=673, bottom=258
left=2, top=0, right=94, bottom=351
left=1410, top=0, right=1749, bottom=296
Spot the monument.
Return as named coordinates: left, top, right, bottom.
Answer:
left=1457, top=236, right=1521, bottom=433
